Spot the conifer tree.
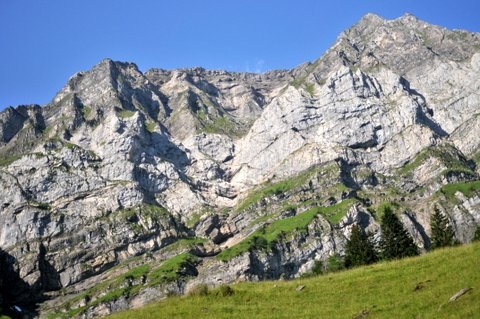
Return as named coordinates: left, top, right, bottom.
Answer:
left=430, top=208, right=455, bottom=249
left=344, top=224, right=378, bottom=268
left=379, top=208, right=418, bottom=260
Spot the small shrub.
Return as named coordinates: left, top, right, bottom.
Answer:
left=146, top=122, right=156, bottom=133
left=324, top=255, right=345, bottom=273
left=311, top=260, right=323, bottom=275
left=34, top=202, right=51, bottom=210
left=216, top=285, right=235, bottom=297
left=82, top=106, right=92, bottom=118
left=474, top=226, right=480, bottom=242
left=250, top=236, right=269, bottom=251
left=290, top=78, right=303, bottom=88
left=187, top=284, right=209, bottom=297
left=305, top=83, right=315, bottom=96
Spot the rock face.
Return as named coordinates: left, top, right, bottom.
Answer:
left=0, top=13, right=479, bottom=318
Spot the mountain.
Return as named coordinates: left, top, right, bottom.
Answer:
left=0, top=13, right=479, bottom=318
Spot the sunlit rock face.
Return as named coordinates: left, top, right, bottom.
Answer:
left=0, top=13, right=479, bottom=317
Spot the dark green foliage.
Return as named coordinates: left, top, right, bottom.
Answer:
left=344, top=225, right=378, bottom=268
left=379, top=208, right=418, bottom=260
left=250, top=236, right=269, bottom=251
left=311, top=261, right=323, bottom=275
left=474, top=227, right=480, bottom=242
left=430, top=208, right=455, bottom=249
left=324, top=255, right=345, bottom=273
left=304, top=257, right=345, bottom=277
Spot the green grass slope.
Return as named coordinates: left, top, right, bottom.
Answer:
left=107, top=242, right=480, bottom=319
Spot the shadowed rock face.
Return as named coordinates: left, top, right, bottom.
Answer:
left=0, top=13, right=480, bottom=317
left=0, top=248, right=41, bottom=318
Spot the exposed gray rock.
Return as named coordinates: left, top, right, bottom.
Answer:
left=0, top=13, right=479, bottom=318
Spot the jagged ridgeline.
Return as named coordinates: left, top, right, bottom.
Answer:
left=0, top=13, right=479, bottom=318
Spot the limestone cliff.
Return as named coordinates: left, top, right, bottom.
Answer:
left=0, top=13, right=479, bottom=318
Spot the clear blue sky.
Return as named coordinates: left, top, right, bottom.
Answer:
left=1, top=0, right=479, bottom=108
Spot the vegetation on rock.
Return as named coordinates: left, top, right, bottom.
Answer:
left=217, top=199, right=356, bottom=261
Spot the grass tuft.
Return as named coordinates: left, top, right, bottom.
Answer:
left=118, top=110, right=136, bottom=118
left=439, top=180, right=480, bottom=201
left=187, top=284, right=209, bottom=297
left=82, top=106, right=92, bottom=118
left=149, top=253, right=198, bottom=286
left=236, top=167, right=322, bottom=212
left=398, top=144, right=474, bottom=176
left=0, top=155, right=22, bottom=166
left=146, top=121, right=157, bottom=133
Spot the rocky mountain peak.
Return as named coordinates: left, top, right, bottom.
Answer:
left=397, top=12, right=419, bottom=23
left=336, top=13, right=480, bottom=75
left=0, top=14, right=479, bottom=318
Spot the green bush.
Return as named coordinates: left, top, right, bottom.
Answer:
left=305, top=83, right=315, bottom=96
left=324, top=255, right=345, bottom=274
left=311, top=260, right=323, bottom=275
left=250, top=236, right=269, bottom=251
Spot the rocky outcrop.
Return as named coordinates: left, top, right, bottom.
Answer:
left=0, top=13, right=479, bottom=318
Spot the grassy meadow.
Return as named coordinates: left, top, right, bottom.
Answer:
left=106, top=242, right=480, bottom=319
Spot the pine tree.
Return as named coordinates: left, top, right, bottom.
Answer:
left=379, top=208, right=418, bottom=260
left=430, top=208, right=455, bottom=249
left=344, top=224, right=378, bottom=268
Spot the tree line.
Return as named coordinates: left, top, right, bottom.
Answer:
left=342, top=206, right=456, bottom=270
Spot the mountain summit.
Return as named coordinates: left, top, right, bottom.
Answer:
left=0, top=14, right=479, bottom=317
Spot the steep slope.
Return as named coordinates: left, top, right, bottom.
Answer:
left=0, top=13, right=479, bottom=318
left=106, top=242, right=480, bottom=319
